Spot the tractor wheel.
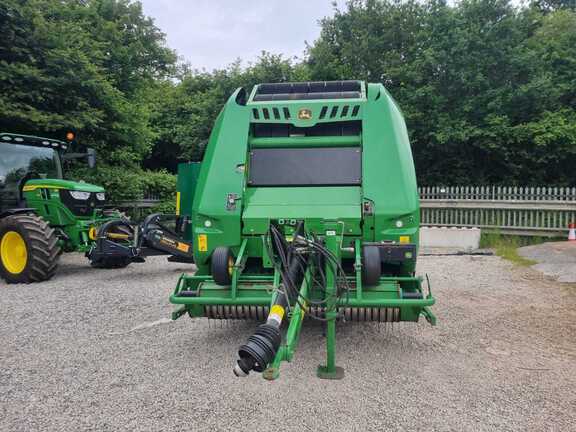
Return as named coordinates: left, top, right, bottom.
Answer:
left=212, top=246, right=234, bottom=286
left=90, top=223, right=133, bottom=269
left=0, top=214, right=61, bottom=284
left=362, top=245, right=381, bottom=286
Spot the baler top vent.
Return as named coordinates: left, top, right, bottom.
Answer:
left=252, top=81, right=363, bottom=101
left=251, top=105, right=361, bottom=122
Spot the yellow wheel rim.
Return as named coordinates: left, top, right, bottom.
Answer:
left=1, top=231, right=28, bottom=274
left=228, top=256, right=235, bottom=276
left=88, top=227, right=98, bottom=241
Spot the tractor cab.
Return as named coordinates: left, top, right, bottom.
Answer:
left=0, top=134, right=65, bottom=209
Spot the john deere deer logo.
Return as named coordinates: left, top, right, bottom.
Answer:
left=298, top=108, right=312, bottom=120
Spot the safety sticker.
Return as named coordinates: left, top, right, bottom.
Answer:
left=198, top=234, right=208, bottom=252
left=177, top=242, right=190, bottom=253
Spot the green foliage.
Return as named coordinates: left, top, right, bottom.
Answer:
left=307, top=0, right=576, bottom=186
left=69, top=166, right=176, bottom=203
left=479, top=232, right=549, bottom=266
left=1, top=0, right=575, bottom=187
left=0, top=0, right=176, bottom=166
left=151, top=200, right=176, bottom=215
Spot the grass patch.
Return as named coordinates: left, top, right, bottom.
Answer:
left=480, top=232, right=545, bottom=266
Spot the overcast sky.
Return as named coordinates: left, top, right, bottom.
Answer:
left=139, top=0, right=340, bottom=71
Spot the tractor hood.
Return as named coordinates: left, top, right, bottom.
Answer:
left=23, top=179, right=104, bottom=193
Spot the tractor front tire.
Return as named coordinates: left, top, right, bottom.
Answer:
left=0, top=214, right=61, bottom=284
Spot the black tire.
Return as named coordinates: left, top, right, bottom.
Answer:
left=0, top=214, right=61, bottom=284
left=212, top=246, right=233, bottom=286
left=362, top=245, right=381, bottom=286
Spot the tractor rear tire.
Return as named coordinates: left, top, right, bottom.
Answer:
left=212, top=246, right=234, bottom=286
left=362, top=245, right=381, bottom=286
left=0, top=214, right=61, bottom=284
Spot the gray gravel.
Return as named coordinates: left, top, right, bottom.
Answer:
left=519, top=241, right=576, bottom=283
left=1, top=253, right=575, bottom=432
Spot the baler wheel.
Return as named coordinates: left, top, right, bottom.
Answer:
left=362, top=245, right=381, bottom=286
left=212, top=246, right=234, bottom=286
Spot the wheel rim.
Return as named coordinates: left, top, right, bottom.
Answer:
left=228, top=256, right=234, bottom=276
left=88, top=226, right=98, bottom=241
left=1, top=231, right=28, bottom=274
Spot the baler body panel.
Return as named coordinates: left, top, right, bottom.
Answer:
left=191, top=89, right=250, bottom=268
left=242, top=186, right=362, bottom=235
left=362, top=84, right=420, bottom=249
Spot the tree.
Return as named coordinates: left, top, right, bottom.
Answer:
left=146, top=52, right=309, bottom=171
left=0, top=0, right=176, bottom=166
left=307, top=0, right=576, bottom=185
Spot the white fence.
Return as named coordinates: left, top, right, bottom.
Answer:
left=115, top=185, right=576, bottom=236
left=419, top=186, right=576, bottom=236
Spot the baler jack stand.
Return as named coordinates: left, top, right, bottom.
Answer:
left=316, top=225, right=344, bottom=380
left=316, top=314, right=344, bottom=380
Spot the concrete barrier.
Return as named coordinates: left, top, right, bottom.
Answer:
left=419, top=227, right=481, bottom=251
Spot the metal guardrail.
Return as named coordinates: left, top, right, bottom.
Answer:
left=419, top=186, right=576, bottom=236
left=419, top=185, right=576, bottom=201
left=115, top=199, right=160, bottom=209
left=111, top=186, right=576, bottom=237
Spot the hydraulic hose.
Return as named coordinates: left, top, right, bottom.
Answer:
left=233, top=237, right=308, bottom=377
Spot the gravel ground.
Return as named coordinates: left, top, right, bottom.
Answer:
left=1, top=252, right=575, bottom=432
left=519, top=241, right=576, bottom=283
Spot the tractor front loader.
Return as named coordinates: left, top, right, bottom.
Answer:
left=169, top=80, right=436, bottom=380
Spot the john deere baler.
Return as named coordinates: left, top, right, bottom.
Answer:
left=171, top=80, right=436, bottom=380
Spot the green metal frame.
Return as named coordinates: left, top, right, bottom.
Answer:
left=170, top=223, right=436, bottom=379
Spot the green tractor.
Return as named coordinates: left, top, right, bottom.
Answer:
left=0, top=132, right=127, bottom=284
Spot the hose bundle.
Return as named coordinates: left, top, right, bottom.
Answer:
left=263, top=222, right=352, bottom=319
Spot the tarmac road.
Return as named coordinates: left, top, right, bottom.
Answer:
left=1, top=252, right=575, bottom=431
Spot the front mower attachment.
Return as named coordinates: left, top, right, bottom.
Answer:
left=87, top=213, right=194, bottom=266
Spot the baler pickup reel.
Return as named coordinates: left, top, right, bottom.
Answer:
left=87, top=213, right=194, bottom=267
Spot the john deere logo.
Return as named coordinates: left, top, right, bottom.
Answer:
left=298, top=108, right=312, bottom=120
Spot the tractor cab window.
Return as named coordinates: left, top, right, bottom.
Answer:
left=0, top=143, right=62, bottom=207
